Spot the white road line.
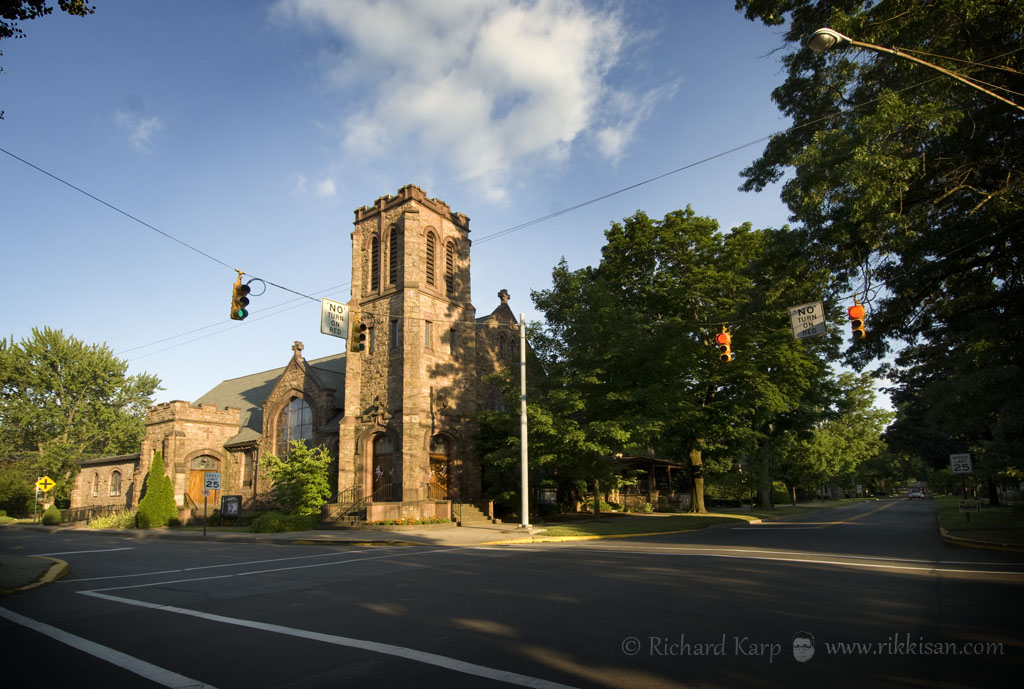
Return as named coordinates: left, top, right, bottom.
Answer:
left=62, top=546, right=403, bottom=583
left=83, top=547, right=469, bottom=593
left=33, top=547, right=134, bottom=556
left=562, top=544, right=1024, bottom=567
left=552, top=547, right=1024, bottom=576
left=0, top=606, right=217, bottom=689
left=79, top=591, right=577, bottom=689
left=734, top=526, right=824, bottom=530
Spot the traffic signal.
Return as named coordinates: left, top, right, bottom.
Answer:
left=230, top=276, right=250, bottom=321
left=848, top=303, right=866, bottom=340
left=350, top=313, right=367, bottom=351
left=715, top=328, right=733, bottom=362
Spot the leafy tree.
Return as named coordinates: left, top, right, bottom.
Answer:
left=0, top=0, right=96, bottom=119
left=263, top=441, right=331, bottom=516
left=0, top=327, right=160, bottom=504
left=532, top=209, right=844, bottom=512
left=136, top=451, right=176, bottom=528
left=735, top=0, right=1024, bottom=497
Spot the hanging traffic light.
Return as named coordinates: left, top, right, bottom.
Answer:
left=230, top=275, right=250, bottom=321
left=350, top=313, right=367, bottom=351
left=848, top=302, right=866, bottom=340
left=715, top=327, right=733, bottom=362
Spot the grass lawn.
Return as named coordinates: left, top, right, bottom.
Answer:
left=534, top=499, right=873, bottom=538
left=934, top=496, right=1024, bottom=546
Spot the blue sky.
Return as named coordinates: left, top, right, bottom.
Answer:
left=2, top=0, right=808, bottom=404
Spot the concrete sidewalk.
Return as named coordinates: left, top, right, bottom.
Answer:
left=0, top=520, right=544, bottom=594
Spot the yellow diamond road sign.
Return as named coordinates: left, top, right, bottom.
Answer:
left=35, top=476, right=56, bottom=492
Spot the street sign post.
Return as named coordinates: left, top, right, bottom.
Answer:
left=950, top=453, right=972, bottom=474
left=202, top=472, right=221, bottom=537
left=33, top=476, right=56, bottom=524
left=788, top=301, right=827, bottom=339
left=950, top=453, right=973, bottom=505
left=321, top=298, right=350, bottom=339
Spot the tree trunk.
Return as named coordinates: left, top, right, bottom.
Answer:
left=788, top=483, right=797, bottom=506
left=987, top=477, right=999, bottom=506
left=593, top=478, right=601, bottom=516
left=688, top=445, right=706, bottom=514
left=757, top=437, right=773, bottom=509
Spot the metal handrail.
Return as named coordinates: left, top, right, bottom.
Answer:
left=325, top=483, right=402, bottom=522
left=424, top=482, right=449, bottom=501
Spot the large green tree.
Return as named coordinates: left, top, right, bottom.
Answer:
left=1, top=0, right=95, bottom=119
left=531, top=209, right=843, bottom=512
left=0, top=327, right=160, bottom=503
left=735, top=0, right=1024, bottom=494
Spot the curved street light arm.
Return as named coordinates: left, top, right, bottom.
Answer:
left=809, top=28, right=1024, bottom=114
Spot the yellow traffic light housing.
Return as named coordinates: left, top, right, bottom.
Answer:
left=230, top=274, right=250, bottom=321
left=848, top=302, right=866, bottom=340
left=715, top=327, right=733, bottom=362
left=350, top=312, right=367, bottom=351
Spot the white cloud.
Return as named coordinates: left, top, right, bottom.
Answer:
left=314, top=177, right=337, bottom=200
left=292, top=172, right=339, bottom=202
left=114, top=111, right=163, bottom=152
left=273, top=0, right=666, bottom=202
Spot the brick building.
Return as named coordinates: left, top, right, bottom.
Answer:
left=70, top=185, right=519, bottom=520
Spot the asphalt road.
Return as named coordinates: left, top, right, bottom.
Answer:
left=1, top=499, right=1021, bottom=688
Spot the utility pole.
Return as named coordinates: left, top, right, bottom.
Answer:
left=520, top=313, right=531, bottom=529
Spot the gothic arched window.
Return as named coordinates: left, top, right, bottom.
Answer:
left=276, top=397, right=313, bottom=457
left=425, top=231, right=436, bottom=287
left=109, top=470, right=122, bottom=497
left=388, top=226, right=399, bottom=285
left=92, top=472, right=99, bottom=497
left=444, top=241, right=455, bottom=295
left=371, top=236, right=381, bottom=292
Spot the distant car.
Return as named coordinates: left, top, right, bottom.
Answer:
left=908, top=487, right=924, bottom=499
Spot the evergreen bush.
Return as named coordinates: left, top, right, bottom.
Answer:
left=41, top=504, right=62, bottom=525
left=136, top=452, right=178, bottom=528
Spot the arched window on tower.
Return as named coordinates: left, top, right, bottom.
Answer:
left=444, top=241, right=455, bottom=295
left=425, top=231, right=436, bottom=287
left=371, top=236, right=381, bottom=292
left=388, top=226, right=399, bottom=285
left=276, top=397, right=313, bottom=457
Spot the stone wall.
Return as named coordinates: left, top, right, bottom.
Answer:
left=69, top=456, right=140, bottom=510
left=140, top=401, right=242, bottom=507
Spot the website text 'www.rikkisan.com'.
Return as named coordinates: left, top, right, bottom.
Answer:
left=620, top=632, right=1005, bottom=664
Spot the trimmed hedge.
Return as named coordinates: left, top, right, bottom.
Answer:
left=41, top=504, right=62, bottom=525
left=249, top=511, right=317, bottom=533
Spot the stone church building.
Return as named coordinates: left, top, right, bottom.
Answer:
left=70, top=184, right=520, bottom=521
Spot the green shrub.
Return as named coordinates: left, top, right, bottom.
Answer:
left=41, top=504, right=62, bottom=525
left=249, top=511, right=317, bottom=533
left=263, top=442, right=332, bottom=516
left=0, top=509, right=6, bottom=517
left=136, top=452, right=178, bottom=528
left=88, top=510, right=137, bottom=529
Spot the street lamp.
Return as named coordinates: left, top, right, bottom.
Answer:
left=808, top=27, right=1024, bottom=114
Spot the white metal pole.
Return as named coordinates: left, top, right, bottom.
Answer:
left=520, top=313, right=530, bottom=528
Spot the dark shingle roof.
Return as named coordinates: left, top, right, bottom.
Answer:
left=194, top=352, right=346, bottom=445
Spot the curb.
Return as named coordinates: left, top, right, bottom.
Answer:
left=0, top=557, right=69, bottom=596
left=939, top=526, right=1024, bottom=553
left=481, top=516, right=762, bottom=546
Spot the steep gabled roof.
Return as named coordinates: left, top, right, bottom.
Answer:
left=194, top=352, right=347, bottom=445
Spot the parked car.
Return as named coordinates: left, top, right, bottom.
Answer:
left=908, top=487, right=924, bottom=499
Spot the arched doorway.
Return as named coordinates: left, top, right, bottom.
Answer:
left=429, top=435, right=451, bottom=500
left=372, top=434, right=401, bottom=501
left=188, top=455, right=220, bottom=506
